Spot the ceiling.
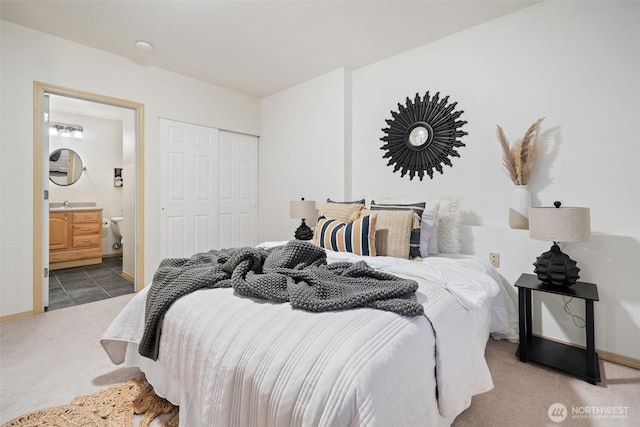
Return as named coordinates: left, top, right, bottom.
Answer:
left=1, top=1, right=537, bottom=98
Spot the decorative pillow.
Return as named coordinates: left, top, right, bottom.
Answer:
left=361, top=209, right=413, bottom=259
left=327, top=198, right=366, bottom=204
left=315, top=214, right=376, bottom=256
left=317, top=201, right=364, bottom=222
left=437, top=199, right=461, bottom=253
left=371, top=201, right=425, bottom=258
left=420, top=200, right=440, bottom=256
left=314, top=201, right=365, bottom=245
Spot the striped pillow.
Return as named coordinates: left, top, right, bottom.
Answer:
left=370, top=201, right=425, bottom=258
left=315, top=214, right=376, bottom=256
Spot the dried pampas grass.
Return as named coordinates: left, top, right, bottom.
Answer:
left=496, top=117, right=545, bottom=185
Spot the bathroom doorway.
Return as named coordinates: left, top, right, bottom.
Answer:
left=33, top=82, right=145, bottom=313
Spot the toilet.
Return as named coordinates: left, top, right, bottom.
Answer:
left=111, top=217, right=124, bottom=250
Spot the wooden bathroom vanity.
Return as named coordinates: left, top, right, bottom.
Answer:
left=49, top=207, right=103, bottom=270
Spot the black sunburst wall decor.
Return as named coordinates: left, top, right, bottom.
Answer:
left=380, top=92, right=468, bottom=180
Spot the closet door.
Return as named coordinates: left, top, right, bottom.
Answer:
left=159, top=119, right=219, bottom=258
left=218, top=131, right=258, bottom=248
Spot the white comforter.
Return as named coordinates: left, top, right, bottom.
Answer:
left=101, top=249, right=516, bottom=427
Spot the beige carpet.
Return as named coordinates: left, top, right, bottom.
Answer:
left=1, top=293, right=639, bottom=426
left=0, top=294, right=141, bottom=423
left=454, top=339, right=640, bottom=426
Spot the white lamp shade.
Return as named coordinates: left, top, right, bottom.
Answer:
left=529, top=207, right=591, bottom=243
left=290, top=200, right=317, bottom=225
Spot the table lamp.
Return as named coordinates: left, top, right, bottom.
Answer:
left=289, top=198, right=317, bottom=240
left=529, top=201, right=591, bottom=287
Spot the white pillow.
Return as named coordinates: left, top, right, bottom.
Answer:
left=419, top=200, right=440, bottom=256
left=437, top=199, right=461, bottom=254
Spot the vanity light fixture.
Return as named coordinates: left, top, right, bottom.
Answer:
left=49, top=121, right=83, bottom=139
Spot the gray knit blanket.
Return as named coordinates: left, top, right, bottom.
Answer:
left=139, top=240, right=423, bottom=360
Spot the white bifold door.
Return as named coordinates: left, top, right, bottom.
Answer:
left=159, top=119, right=257, bottom=259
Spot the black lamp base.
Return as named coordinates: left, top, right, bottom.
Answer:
left=294, top=219, right=314, bottom=240
left=533, top=243, right=580, bottom=287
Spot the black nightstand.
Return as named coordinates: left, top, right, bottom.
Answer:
left=515, top=273, right=600, bottom=384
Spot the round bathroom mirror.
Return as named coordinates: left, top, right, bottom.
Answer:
left=49, top=148, right=84, bottom=186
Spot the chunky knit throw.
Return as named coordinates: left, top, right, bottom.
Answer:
left=139, top=240, right=423, bottom=360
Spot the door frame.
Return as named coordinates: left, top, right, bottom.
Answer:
left=33, top=82, right=145, bottom=314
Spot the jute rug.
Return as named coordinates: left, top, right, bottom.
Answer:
left=2, top=377, right=178, bottom=427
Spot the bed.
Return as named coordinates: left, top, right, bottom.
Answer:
left=100, top=240, right=517, bottom=426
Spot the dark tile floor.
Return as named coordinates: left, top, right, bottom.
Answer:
left=47, top=256, right=134, bottom=311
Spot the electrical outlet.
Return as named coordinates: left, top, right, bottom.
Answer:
left=489, top=253, right=500, bottom=268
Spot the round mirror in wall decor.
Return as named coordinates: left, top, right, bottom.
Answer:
left=49, top=148, right=84, bottom=186
left=380, top=92, right=468, bottom=180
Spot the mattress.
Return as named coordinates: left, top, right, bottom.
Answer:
left=101, top=247, right=517, bottom=427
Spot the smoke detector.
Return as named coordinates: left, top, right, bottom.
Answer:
left=135, top=41, right=153, bottom=52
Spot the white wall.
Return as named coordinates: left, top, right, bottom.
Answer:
left=259, top=2, right=640, bottom=361
left=0, top=21, right=260, bottom=317
left=258, top=68, right=350, bottom=242
left=351, top=1, right=639, bottom=236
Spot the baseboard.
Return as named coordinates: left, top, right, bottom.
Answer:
left=0, top=310, right=34, bottom=322
left=597, top=349, right=640, bottom=370
left=121, top=271, right=134, bottom=284
left=50, top=257, right=102, bottom=271
left=102, top=252, right=123, bottom=259
left=533, top=333, right=640, bottom=370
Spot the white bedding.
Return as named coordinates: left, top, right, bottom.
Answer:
left=101, top=248, right=516, bottom=427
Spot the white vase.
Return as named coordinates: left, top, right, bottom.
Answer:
left=509, top=185, right=531, bottom=229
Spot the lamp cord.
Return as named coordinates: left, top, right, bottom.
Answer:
left=556, top=242, right=586, bottom=328
left=562, top=296, right=586, bottom=328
